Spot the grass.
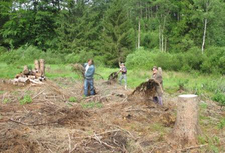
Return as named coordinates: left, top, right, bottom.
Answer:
left=20, top=95, right=32, bottom=105
left=81, top=102, right=103, bottom=109
left=0, top=62, right=224, bottom=103
left=68, top=96, right=77, bottom=102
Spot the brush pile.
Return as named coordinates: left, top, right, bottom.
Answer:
left=71, top=63, right=85, bottom=77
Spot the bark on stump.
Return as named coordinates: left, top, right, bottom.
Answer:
left=39, top=59, right=45, bottom=76
left=170, top=94, right=200, bottom=148
left=34, top=60, right=40, bottom=72
left=23, top=65, right=29, bottom=75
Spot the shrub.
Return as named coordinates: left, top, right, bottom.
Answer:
left=0, top=46, right=8, bottom=55
left=201, top=47, right=225, bottom=74
left=125, top=48, right=155, bottom=70
left=212, top=92, right=225, bottom=106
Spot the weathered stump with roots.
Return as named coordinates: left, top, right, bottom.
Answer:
left=128, top=79, right=159, bottom=100
left=106, top=72, right=119, bottom=84
left=170, top=94, right=200, bottom=148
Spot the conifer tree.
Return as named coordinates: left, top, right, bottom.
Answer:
left=102, top=0, right=135, bottom=66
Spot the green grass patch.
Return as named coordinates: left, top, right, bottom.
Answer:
left=81, top=102, right=103, bottom=109
left=199, top=102, right=208, bottom=109
left=0, top=63, right=22, bottom=78
left=68, top=97, right=77, bottom=102
left=0, top=90, right=5, bottom=94
left=148, top=123, right=166, bottom=133
left=212, top=92, right=225, bottom=106
left=0, top=63, right=224, bottom=104
left=3, top=98, right=10, bottom=104
left=217, top=118, right=225, bottom=130
left=20, top=95, right=32, bottom=105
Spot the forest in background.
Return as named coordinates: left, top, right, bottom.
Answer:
left=0, top=0, right=225, bottom=74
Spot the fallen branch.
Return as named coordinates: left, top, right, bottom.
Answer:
left=92, top=133, right=115, bottom=149
left=9, top=118, right=57, bottom=126
left=32, top=89, right=46, bottom=99
left=179, top=144, right=208, bottom=152
left=68, top=133, right=72, bottom=153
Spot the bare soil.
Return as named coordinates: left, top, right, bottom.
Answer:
left=0, top=78, right=224, bottom=153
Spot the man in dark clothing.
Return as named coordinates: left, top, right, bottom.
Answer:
left=152, top=66, right=163, bottom=105
left=83, top=59, right=95, bottom=96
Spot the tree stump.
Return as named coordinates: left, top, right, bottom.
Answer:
left=23, top=65, right=29, bottom=75
left=170, top=94, right=200, bottom=148
left=39, top=59, right=45, bottom=76
left=34, top=60, right=40, bottom=72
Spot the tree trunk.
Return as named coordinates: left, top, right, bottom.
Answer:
left=34, top=60, right=40, bottom=73
left=165, top=37, right=167, bottom=52
left=39, top=59, right=45, bottom=76
left=159, top=25, right=161, bottom=51
left=138, top=19, right=141, bottom=49
left=162, top=34, right=164, bottom=52
left=201, top=18, right=207, bottom=54
left=170, top=94, right=200, bottom=148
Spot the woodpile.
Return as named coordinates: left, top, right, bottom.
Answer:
left=12, top=59, right=46, bottom=85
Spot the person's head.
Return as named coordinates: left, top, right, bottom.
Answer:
left=152, top=66, right=158, bottom=74
left=121, top=63, right=125, bottom=67
left=87, top=59, right=93, bottom=65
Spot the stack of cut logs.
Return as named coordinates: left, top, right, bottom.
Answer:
left=12, top=59, right=46, bottom=85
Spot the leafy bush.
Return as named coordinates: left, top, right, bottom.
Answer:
left=125, top=47, right=223, bottom=75
left=201, top=47, right=225, bottom=74
left=0, top=46, right=8, bottom=55
left=126, top=48, right=155, bottom=70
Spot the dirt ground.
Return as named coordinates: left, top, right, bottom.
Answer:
left=0, top=78, right=224, bottom=153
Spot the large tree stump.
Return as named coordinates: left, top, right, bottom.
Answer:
left=23, top=65, right=29, bottom=75
left=34, top=59, right=40, bottom=72
left=170, top=94, right=200, bottom=148
left=39, top=59, right=45, bottom=76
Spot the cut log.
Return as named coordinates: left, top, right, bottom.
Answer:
left=17, top=77, right=30, bottom=83
left=170, top=94, right=200, bottom=148
left=39, top=59, right=45, bottom=76
left=34, top=59, right=40, bottom=72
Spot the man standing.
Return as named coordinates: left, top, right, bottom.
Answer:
left=84, top=59, right=95, bottom=96
left=152, top=66, right=163, bottom=105
left=119, top=63, right=127, bottom=90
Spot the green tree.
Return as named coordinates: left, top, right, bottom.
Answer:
left=102, top=0, right=135, bottom=66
